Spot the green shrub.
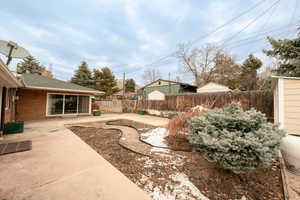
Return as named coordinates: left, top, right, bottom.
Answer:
left=188, top=102, right=285, bottom=174
left=167, top=113, right=177, bottom=119
left=137, top=110, right=146, bottom=115
left=93, top=110, right=101, bottom=116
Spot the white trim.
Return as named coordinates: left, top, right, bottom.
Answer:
left=46, top=93, right=92, bottom=117
left=272, top=76, right=300, bottom=80
left=24, top=86, right=103, bottom=94
left=278, top=78, right=285, bottom=129
left=89, top=96, right=92, bottom=115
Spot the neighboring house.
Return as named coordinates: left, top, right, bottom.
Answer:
left=273, top=76, right=300, bottom=135
left=0, top=60, right=23, bottom=134
left=148, top=90, right=165, bottom=100
left=16, top=74, right=103, bottom=121
left=139, top=79, right=197, bottom=99
left=197, top=82, right=231, bottom=93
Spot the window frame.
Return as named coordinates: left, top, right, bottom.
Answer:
left=46, top=93, right=92, bottom=116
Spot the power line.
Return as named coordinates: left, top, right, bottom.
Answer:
left=288, top=0, right=300, bottom=37
left=187, top=0, right=269, bottom=48
left=223, top=23, right=298, bottom=48
left=220, top=0, right=281, bottom=47
left=132, top=0, right=269, bottom=69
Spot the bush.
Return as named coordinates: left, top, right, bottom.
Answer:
left=168, top=105, right=210, bottom=136
left=93, top=110, right=101, bottom=116
left=167, top=113, right=177, bottom=119
left=188, top=102, right=285, bottom=174
left=137, top=110, right=147, bottom=115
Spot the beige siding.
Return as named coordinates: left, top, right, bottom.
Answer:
left=148, top=90, right=165, bottom=100
left=283, top=79, right=300, bottom=135
left=197, top=82, right=231, bottom=93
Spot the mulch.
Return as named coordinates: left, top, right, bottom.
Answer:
left=69, top=120, right=284, bottom=200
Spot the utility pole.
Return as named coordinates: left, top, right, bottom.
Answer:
left=123, top=72, right=125, bottom=99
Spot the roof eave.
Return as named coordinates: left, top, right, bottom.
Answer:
left=23, top=86, right=104, bottom=94
left=271, top=75, right=300, bottom=80
left=0, top=60, right=23, bottom=87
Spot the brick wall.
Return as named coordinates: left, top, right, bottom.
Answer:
left=16, top=89, right=92, bottom=121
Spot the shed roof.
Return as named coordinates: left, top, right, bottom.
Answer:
left=197, top=82, right=231, bottom=90
left=21, top=74, right=103, bottom=94
left=141, top=79, right=197, bottom=89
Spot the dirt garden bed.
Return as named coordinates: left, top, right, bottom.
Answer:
left=69, top=119, right=284, bottom=200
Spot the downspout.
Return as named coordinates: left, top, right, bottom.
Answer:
left=0, top=87, right=7, bottom=136
left=12, top=88, right=17, bottom=122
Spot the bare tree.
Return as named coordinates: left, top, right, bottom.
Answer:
left=142, top=68, right=161, bottom=84
left=176, top=43, right=222, bottom=86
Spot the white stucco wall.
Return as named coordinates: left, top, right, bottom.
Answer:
left=197, top=82, right=231, bottom=93
left=147, top=90, right=165, bottom=100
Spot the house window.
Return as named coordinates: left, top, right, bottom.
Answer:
left=47, top=94, right=90, bottom=116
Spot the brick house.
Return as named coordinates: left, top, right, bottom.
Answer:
left=16, top=74, right=103, bottom=121
left=0, top=60, right=23, bottom=134
left=0, top=60, right=103, bottom=131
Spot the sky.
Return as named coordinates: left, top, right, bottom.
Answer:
left=0, top=0, right=299, bottom=85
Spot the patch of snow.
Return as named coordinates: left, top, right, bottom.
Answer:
left=170, top=173, right=209, bottom=200
left=141, top=128, right=169, bottom=148
left=150, top=147, right=170, bottom=154
left=136, top=154, right=208, bottom=200
left=140, top=171, right=209, bottom=200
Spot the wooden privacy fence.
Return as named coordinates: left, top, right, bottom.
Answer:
left=95, top=100, right=123, bottom=113
left=122, top=90, right=274, bottom=120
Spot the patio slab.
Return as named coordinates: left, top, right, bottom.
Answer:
left=0, top=114, right=168, bottom=200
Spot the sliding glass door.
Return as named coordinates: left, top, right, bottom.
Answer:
left=48, top=94, right=64, bottom=115
left=64, top=95, right=78, bottom=114
left=47, top=94, right=90, bottom=116
left=78, top=96, right=90, bottom=113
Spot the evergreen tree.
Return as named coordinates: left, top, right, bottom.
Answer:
left=211, top=51, right=242, bottom=89
left=93, top=67, right=119, bottom=97
left=16, top=56, right=45, bottom=75
left=125, top=79, right=136, bottom=92
left=240, top=54, right=262, bottom=91
left=70, top=61, right=93, bottom=88
left=264, top=36, right=300, bottom=77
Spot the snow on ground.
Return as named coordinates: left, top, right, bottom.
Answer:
left=138, top=167, right=209, bottom=200
left=138, top=127, right=209, bottom=199
left=136, top=151, right=209, bottom=200
left=141, top=128, right=169, bottom=148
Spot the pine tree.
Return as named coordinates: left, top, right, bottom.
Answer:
left=240, top=54, right=262, bottom=91
left=93, top=67, right=119, bottom=97
left=125, top=79, right=136, bottom=92
left=70, top=61, right=93, bottom=88
left=16, top=56, right=45, bottom=75
left=264, top=36, right=300, bottom=77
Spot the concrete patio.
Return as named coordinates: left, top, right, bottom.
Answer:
left=0, top=114, right=169, bottom=200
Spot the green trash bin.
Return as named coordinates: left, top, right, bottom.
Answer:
left=3, top=121, right=24, bottom=134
